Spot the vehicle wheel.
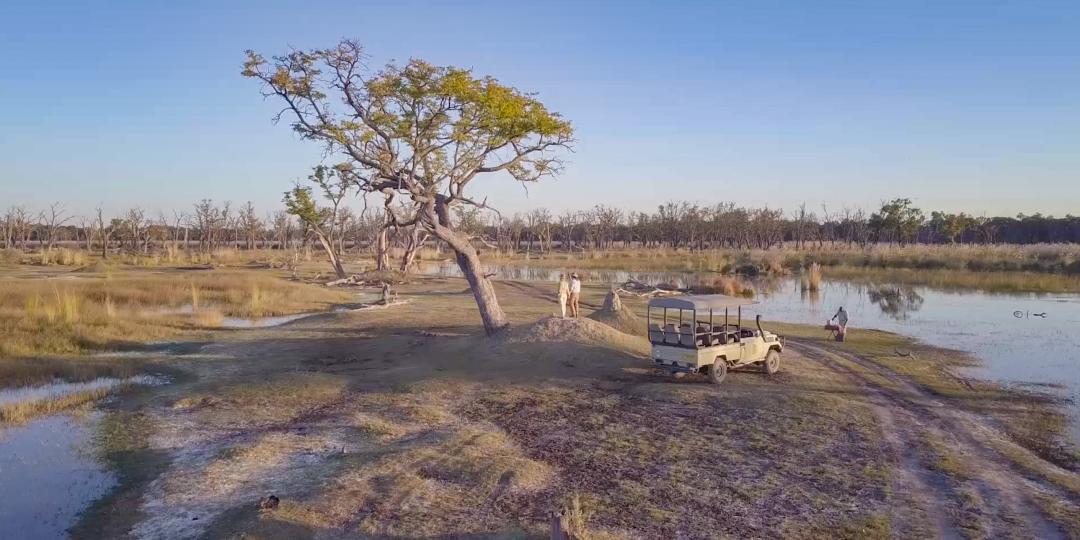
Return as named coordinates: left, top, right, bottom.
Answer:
left=764, top=349, right=781, bottom=375
left=708, top=361, right=728, bottom=384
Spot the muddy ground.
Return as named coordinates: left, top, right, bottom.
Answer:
left=74, top=276, right=1080, bottom=539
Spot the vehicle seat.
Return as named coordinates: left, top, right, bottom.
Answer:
left=696, top=326, right=712, bottom=346
left=648, top=323, right=663, bottom=343
left=679, top=324, right=695, bottom=347
left=663, top=324, right=679, bottom=344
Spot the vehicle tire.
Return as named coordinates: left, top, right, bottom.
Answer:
left=764, top=349, right=781, bottom=375
left=708, top=360, right=728, bottom=384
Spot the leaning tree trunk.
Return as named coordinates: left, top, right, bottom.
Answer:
left=314, top=231, right=346, bottom=279
left=429, top=197, right=508, bottom=335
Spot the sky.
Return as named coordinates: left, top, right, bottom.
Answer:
left=2, top=0, right=1079, bottom=220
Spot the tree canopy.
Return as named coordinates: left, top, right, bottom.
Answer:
left=242, top=40, right=573, bottom=219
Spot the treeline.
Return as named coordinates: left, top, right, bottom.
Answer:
left=3, top=198, right=1080, bottom=256
left=477, top=198, right=1080, bottom=251
left=0, top=201, right=384, bottom=254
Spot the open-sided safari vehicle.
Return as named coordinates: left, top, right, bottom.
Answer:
left=647, top=295, right=783, bottom=384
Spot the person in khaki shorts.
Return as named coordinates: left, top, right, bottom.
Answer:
left=568, top=272, right=581, bottom=317
left=557, top=273, right=570, bottom=317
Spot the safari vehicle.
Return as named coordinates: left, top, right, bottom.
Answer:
left=647, top=295, right=783, bottom=384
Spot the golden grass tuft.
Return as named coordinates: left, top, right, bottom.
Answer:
left=0, top=269, right=353, bottom=357
left=0, top=386, right=114, bottom=424
left=800, top=262, right=822, bottom=292
left=691, top=275, right=755, bottom=297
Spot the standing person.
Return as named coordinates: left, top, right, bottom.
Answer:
left=832, top=306, right=849, bottom=341
left=557, top=273, right=570, bottom=318
left=569, top=273, right=582, bottom=317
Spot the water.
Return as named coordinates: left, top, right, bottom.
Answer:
left=418, top=262, right=1080, bottom=439
left=0, top=375, right=164, bottom=408
left=220, top=304, right=375, bottom=329
left=221, top=312, right=317, bottom=328
left=0, top=413, right=115, bottom=539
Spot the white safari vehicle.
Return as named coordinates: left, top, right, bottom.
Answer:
left=647, top=294, right=783, bottom=384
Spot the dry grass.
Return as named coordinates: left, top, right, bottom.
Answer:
left=0, top=268, right=352, bottom=357
left=0, top=357, right=140, bottom=389
left=38, top=248, right=88, bottom=266
left=800, top=262, right=823, bottom=292
left=691, top=274, right=755, bottom=296
left=0, top=386, right=112, bottom=424
left=0, top=248, right=25, bottom=264
left=824, top=265, right=1080, bottom=293
left=485, top=243, right=1080, bottom=291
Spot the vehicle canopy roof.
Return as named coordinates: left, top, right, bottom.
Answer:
left=647, top=294, right=758, bottom=311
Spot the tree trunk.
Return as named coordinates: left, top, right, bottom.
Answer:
left=429, top=196, right=508, bottom=335
left=375, top=221, right=390, bottom=271
left=315, top=232, right=347, bottom=279
left=399, top=227, right=427, bottom=273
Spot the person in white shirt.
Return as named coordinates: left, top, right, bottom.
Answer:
left=557, top=273, right=570, bottom=318
left=568, top=273, right=582, bottom=317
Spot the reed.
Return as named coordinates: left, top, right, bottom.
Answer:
left=190, top=281, right=201, bottom=312
left=0, top=386, right=115, bottom=424
left=691, top=275, right=755, bottom=297
left=800, top=263, right=822, bottom=292
left=249, top=283, right=263, bottom=314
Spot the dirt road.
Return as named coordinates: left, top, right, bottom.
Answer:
left=793, top=339, right=1079, bottom=539
left=74, top=278, right=1080, bottom=539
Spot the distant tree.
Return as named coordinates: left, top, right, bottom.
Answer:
left=41, top=203, right=72, bottom=251
left=931, top=212, right=974, bottom=244
left=870, top=198, right=924, bottom=245
left=244, top=40, right=573, bottom=335
left=94, top=206, right=112, bottom=259
left=124, top=207, right=148, bottom=252
left=240, top=202, right=262, bottom=250
left=283, top=165, right=352, bottom=279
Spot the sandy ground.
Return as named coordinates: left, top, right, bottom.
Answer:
left=76, top=276, right=1080, bottom=539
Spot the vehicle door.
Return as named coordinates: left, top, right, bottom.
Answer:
left=740, top=330, right=765, bottom=362
left=720, top=332, right=742, bottom=363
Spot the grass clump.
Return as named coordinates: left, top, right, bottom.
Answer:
left=0, top=386, right=113, bottom=424
left=690, top=275, right=754, bottom=297
left=800, top=262, right=822, bottom=292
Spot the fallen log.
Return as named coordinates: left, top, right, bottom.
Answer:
left=615, top=279, right=684, bottom=297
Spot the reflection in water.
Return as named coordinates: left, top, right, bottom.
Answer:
left=799, top=287, right=822, bottom=307
left=0, top=413, right=115, bottom=539
left=867, top=286, right=925, bottom=320
left=0, top=375, right=165, bottom=408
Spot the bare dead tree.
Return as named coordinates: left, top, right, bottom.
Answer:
left=40, top=202, right=72, bottom=251
left=94, top=205, right=112, bottom=259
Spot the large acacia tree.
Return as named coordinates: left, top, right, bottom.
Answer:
left=243, top=40, right=573, bottom=334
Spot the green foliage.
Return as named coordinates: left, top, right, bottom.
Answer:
left=243, top=40, right=573, bottom=208
left=282, top=186, right=319, bottom=225
left=869, top=198, right=925, bottom=245
left=929, top=211, right=977, bottom=243
left=283, top=165, right=350, bottom=231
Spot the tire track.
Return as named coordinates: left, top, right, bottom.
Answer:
left=791, top=339, right=1068, bottom=539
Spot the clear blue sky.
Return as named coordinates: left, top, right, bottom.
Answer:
left=2, top=0, right=1079, bottom=219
